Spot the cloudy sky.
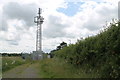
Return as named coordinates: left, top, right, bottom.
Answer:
left=0, top=0, right=119, bottom=53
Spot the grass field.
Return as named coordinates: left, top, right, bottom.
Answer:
left=39, top=58, right=99, bottom=78
left=2, top=56, right=32, bottom=73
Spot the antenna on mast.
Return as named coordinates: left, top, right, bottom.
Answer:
left=34, top=8, right=44, bottom=52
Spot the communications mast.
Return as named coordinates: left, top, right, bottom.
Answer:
left=34, top=8, right=44, bottom=52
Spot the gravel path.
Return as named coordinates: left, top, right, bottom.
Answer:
left=3, top=62, right=41, bottom=78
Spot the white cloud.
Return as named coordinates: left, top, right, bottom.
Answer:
left=0, top=0, right=118, bottom=53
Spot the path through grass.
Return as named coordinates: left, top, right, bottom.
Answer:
left=3, top=62, right=41, bottom=78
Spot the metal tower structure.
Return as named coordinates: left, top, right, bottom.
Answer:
left=34, top=8, right=44, bottom=52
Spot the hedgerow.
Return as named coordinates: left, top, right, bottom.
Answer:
left=52, top=20, right=120, bottom=78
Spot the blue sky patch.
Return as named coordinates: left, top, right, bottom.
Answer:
left=57, top=2, right=84, bottom=16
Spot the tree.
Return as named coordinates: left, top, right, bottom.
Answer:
left=56, top=42, right=67, bottom=51
left=56, top=45, right=61, bottom=50
left=60, top=42, right=67, bottom=48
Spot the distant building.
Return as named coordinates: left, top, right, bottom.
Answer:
left=31, top=51, right=43, bottom=60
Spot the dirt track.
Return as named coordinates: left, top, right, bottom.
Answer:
left=3, top=62, right=41, bottom=78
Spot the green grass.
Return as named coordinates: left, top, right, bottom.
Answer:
left=38, top=58, right=99, bottom=78
left=2, top=56, right=33, bottom=73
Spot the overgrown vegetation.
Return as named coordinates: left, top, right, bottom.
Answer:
left=50, top=20, right=120, bottom=78
left=39, top=58, right=99, bottom=78
left=2, top=57, right=32, bottom=72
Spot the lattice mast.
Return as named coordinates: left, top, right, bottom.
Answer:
left=34, top=8, right=44, bottom=51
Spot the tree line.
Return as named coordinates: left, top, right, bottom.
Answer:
left=0, top=53, right=22, bottom=57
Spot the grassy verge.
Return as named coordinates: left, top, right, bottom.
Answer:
left=2, top=57, right=33, bottom=73
left=39, top=58, right=99, bottom=78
